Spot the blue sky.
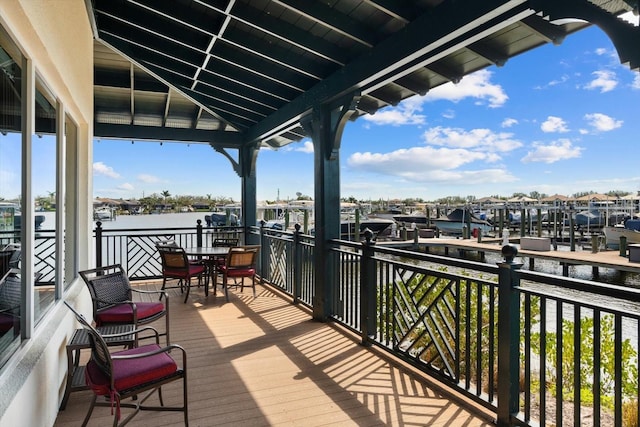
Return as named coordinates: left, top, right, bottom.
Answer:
left=90, top=16, right=640, bottom=203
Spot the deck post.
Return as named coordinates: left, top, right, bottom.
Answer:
left=360, top=230, right=376, bottom=346
left=196, top=219, right=203, bottom=247
left=497, top=244, right=522, bottom=427
left=301, top=93, right=359, bottom=321
left=95, top=221, right=103, bottom=268
left=293, top=224, right=302, bottom=303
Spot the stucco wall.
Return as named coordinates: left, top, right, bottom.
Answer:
left=0, top=1, right=94, bottom=426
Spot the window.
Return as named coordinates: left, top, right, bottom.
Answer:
left=0, top=24, right=24, bottom=365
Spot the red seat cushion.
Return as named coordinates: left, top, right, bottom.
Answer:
left=96, top=301, right=164, bottom=325
left=164, top=264, right=205, bottom=278
left=85, top=344, right=177, bottom=394
left=221, top=267, right=255, bottom=277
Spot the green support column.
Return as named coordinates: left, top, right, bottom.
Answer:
left=301, top=93, right=360, bottom=322
left=239, top=144, right=259, bottom=246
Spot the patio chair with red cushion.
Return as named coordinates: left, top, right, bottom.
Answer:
left=79, top=264, right=170, bottom=346
left=217, top=245, right=260, bottom=302
left=156, top=243, right=206, bottom=303
left=64, top=302, right=188, bottom=427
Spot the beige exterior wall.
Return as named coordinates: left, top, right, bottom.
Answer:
left=0, top=1, right=94, bottom=426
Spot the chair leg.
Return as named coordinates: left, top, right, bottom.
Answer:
left=81, top=394, right=98, bottom=427
left=223, top=274, right=230, bottom=302
left=183, top=278, right=191, bottom=303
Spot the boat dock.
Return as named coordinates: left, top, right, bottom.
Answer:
left=379, top=237, right=640, bottom=277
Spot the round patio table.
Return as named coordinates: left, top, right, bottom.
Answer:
left=183, top=246, right=230, bottom=296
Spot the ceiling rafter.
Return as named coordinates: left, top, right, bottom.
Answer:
left=466, top=41, right=509, bottom=67
left=221, top=1, right=348, bottom=65
left=272, top=0, right=378, bottom=47
left=519, top=15, right=569, bottom=45
left=360, top=0, right=418, bottom=23
left=162, top=89, right=171, bottom=127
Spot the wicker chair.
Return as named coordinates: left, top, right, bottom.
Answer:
left=64, top=302, right=188, bottom=427
left=156, top=243, right=206, bottom=303
left=79, top=264, right=170, bottom=346
left=217, top=245, right=260, bottom=302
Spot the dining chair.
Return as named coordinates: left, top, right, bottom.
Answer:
left=211, top=237, right=239, bottom=268
left=156, top=243, right=206, bottom=303
left=79, top=264, right=170, bottom=346
left=0, top=269, right=20, bottom=338
left=64, top=302, right=188, bottom=427
left=217, top=245, right=260, bottom=302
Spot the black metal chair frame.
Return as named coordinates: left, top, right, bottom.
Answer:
left=79, top=264, right=170, bottom=346
left=64, top=302, right=188, bottom=427
left=156, top=243, right=206, bottom=303
left=218, top=245, right=260, bottom=302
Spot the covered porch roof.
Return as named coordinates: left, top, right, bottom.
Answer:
left=87, top=0, right=639, bottom=151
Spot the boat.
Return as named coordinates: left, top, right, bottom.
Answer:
left=204, top=211, right=239, bottom=227
left=603, top=219, right=640, bottom=249
left=432, top=208, right=492, bottom=236
left=573, top=209, right=630, bottom=228
left=93, top=207, right=114, bottom=221
left=392, top=212, right=429, bottom=225
left=340, top=217, right=395, bottom=240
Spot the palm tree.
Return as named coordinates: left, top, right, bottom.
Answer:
left=161, top=190, right=171, bottom=212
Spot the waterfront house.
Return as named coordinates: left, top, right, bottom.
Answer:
left=0, top=1, right=638, bottom=426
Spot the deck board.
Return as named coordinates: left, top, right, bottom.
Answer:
left=54, top=280, right=495, bottom=426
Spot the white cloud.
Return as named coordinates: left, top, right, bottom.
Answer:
left=620, top=11, right=639, bottom=26
left=595, top=48, right=608, bottom=56
left=118, top=183, right=134, bottom=191
left=93, top=162, right=120, bottom=179
left=442, top=109, right=455, bottom=119
left=363, top=69, right=507, bottom=126
left=424, top=69, right=508, bottom=108
left=363, top=97, right=426, bottom=126
left=347, top=146, right=516, bottom=184
left=548, top=74, right=570, bottom=87
left=501, top=118, right=518, bottom=128
left=294, top=140, right=314, bottom=153
left=521, top=139, right=583, bottom=164
left=541, top=116, right=569, bottom=133
left=632, top=74, right=640, bottom=90
left=583, top=113, right=623, bottom=132
left=584, top=70, right=618, bottom=93
left=422, top=126, right=522, bottom=153
left=137, top=174, right=161, bottom=183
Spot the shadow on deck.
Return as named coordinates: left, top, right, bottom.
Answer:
left=54, top=280, right=495, bottom=426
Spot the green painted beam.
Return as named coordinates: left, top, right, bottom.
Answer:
left=246, top=0, right=533, bottom=143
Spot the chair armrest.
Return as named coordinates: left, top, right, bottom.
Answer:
left=130, top=288, right=170, bottom=300
left=112, top=344, right=188, bottom=367
left=101, top=326, right=160, bottom=344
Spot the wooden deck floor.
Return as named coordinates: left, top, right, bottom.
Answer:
left=54, top=280, right=495, bottom=427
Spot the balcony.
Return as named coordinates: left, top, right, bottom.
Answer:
left=53, top=280, right=494, bottom=426
left=29, top=222, right=640, bottom=426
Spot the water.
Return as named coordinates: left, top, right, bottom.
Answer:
left=38, top=211, right=640, bottom=288
left=93, top=211, right=207, bottom=230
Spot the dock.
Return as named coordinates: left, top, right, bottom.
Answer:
left=378, top=236, right=640, bottom=277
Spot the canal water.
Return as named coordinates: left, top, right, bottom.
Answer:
left=39, top=211, right=640, bottom=288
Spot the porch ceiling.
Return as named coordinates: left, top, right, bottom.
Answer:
left=87, top=0, right=637, bottom=150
